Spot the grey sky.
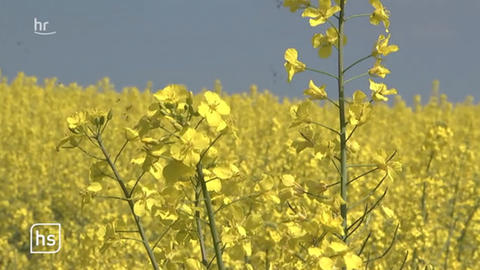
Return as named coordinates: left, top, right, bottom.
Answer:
left=1, top=0, right=479, bottom=105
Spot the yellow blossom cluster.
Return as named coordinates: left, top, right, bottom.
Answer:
left=0, top=71, right=478, bottom=269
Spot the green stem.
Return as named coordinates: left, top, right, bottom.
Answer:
left=200, top=134, right=223, bottom=163
left=195, top=185, right=209, bottom=266
left=96, top=195, right=131, bottom=201
left=344, top=55, right=373, bottom=74
left=310, top=121, right=340, bottom=135
left=77, top=146, right=104, bottom=160
left=346, top=125, right=358, bottom=142
left=152, top=219, right=178, bottom=250
left=114, top=140, right=129, bottom=164
left=129, top=171, right=146, bottom=197
left=96, top=134, right=160, bottom=270
left=347, top=164, right=378, bottom=168
left=344, top=72, right=369, bottom=85
left=337, top=0, right=348, bottom=242
left=422, top=151, right=435, bottom=223
left=457, top=200, right=480, bottom=261
left=327, top=19, right=339, bottom=36
left=305, top=67, right=338, bottom=80
left=214, top=193, right=262, bottom=215
left=345, top=14, right=371, bottom=21
left=121, top=237, right=144, bottom=243
left=195, top=117, right=205, bottom=130
left=325, top=97, right=340, bottom=109
left=197, top=162, right=226, bottom=270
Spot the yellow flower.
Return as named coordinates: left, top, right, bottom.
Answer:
left=153, top=84, right=189, bottom=104
left=312, top=28, right=347, bottom=58
left=66, top=110, right=107, bottom=133
left=371, top=149, right=402, bottom=181
left=198, top=91, right=231, bottom=127
left=348, top=91, right=373, bottom=126
left=289, top=100, right=312, bottom=128
left=304, top=80, right=328, bottom=100
left=283, top=0, right=310, bottom=13
left=88, top=109, right=108, bottom=127
left=291, top=124, right=318, bottom=153
left=318, top=207, right=344, bottom=235
left=284, top=48, right=306, bottom=82
left=369, top=79, right=397, bottom=102
left=170, top=128, right=210, bottom=167
left=302, top=0, right=341, bottom=27
left=217, top=117, right=239, bottom=139
left=314, top=139, right=336, bottom=160
left=124, top=127, right=139, bottom=141
left=368, top=59, right=390, bottom=78
left=372, top=34, right=399, bottom=58
left=370, top=0, right=391, bottom=32
left=66, top=111, right=89, bottom=130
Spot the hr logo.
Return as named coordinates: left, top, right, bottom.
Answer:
left=30, top=223, right=61, bottom=254
left=34, top=18, right=56, bottom=36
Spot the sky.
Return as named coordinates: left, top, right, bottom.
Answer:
left=0, top=0, right=479, bottom=105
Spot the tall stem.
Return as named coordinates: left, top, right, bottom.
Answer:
left=195, top=186, right=209, bottom=266
left=337, top=0, right=348, bottom=241
left=197, top=162, right=226, bottom=269
left=97, top=134, right=160, bottom=270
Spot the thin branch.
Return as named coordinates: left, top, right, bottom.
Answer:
left=195, top=184, right=209, bottom=266
left=128, top=171, right=146, bottom=197
left=345, top=14, right=371, bottom=21
left=348, top=176, right=388, bottom=211
left=120, top=237, right=144, bottom=243
left=114, top=140, right=129, bottom=164
left=77, top=145, right=105, bottom=160
left=310, top=121, right=340, bottom=135
left=305, top=67, right=338, bottom=80
left=346, top=125, right=358, bottom=142
left=365, top=223, right=400, bottom=262
left=357, top=231, right=372, bottom=256
left=96, top=133, right=160, bottom=270
left=96, top=195, right=132, bottom=201
left=152, top=219, right=178, bottom=250
left=344, top=54, right=373, bottom=74
left=344, top=72, right=369, bottom=85
left=214, top=193, right=262, bottom=215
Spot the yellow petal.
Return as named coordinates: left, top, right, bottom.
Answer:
left=285, top=48, right=298, bottom=63
left=282, top=174, right=296, bottom=187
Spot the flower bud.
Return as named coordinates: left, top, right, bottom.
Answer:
left=293, top=182, right=306, bottom=197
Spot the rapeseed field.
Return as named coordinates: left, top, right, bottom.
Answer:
left=1, top=1, right=479, bottom=269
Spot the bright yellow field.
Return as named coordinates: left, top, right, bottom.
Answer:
left=1, top=71, right=479, bottom=270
